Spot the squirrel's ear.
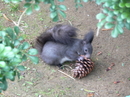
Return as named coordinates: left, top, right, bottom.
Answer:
left=82, top=40, right=87, bottom=45
left=83, top=31, right=94, bottom=43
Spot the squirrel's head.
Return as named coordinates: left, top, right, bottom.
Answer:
left=78, top=31, right=94, bottom=60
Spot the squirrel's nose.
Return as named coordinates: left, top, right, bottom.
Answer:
left=85, top=54, right=91, bottom=58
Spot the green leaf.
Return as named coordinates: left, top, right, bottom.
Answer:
left=112, top=0, right=118, bottom=1
left=102, top=8, right=109, bottom=13
left=4, top=0, right=11, bottom=3
left=75, top=0, right=81, bottom=3
left=1, top=47, right=12, bottom=56
left=18, top=37, right=24, bottom=41
left=21, top=42, right=30, bottom=49
left=33, top=3, right=40, bottom=11
left=75, top=3, right=83, bottom=9
left=58, top=0, right=64, bottom=2
left=119, top=9, right=124, bottom=13
left=26, top=6, right=33, bottom=15
left=28, top=56, right=39, bottom=64
left=50, top=11, right=57, bottom=19
left=58, top=10, right=66, bottom=18
left=50, top=5, right=56, bottom=11
left=11, top=57, right=22, bottom=64
left=12, top=48, right=19, bottom=54
left=105, top=23, right=114, bottom=29
left=103, top=2, right=112, bottom=7
left=14, top=26, right=20, bottom=35
left=108, top=11, right=114, bottom=17
left=6, top=28, right=16, bottom=40
left=97, top=19, right=106, bottom=29
left=6, top=51, right=15, bottom=59
left=28, top=48, right=38, bottom=55
left=106, top=16, right=115, bottom=22
left=96, top=0, right=102, bottom=5
left=21, top=55, right=27, bottom=61
left=52, top=15, right=59, bottom=22
left=11, top=0, right=20, bottom=3
left=117, top=24, right=123, bottom=34
left=0, top=31, right=6, bottom=37
left=1, top=78, right=7, bottom=91
left=18, top=44, right=23, bottom=50
left=35, top=0, right=41, bottom=4
left=0, top=74, right=4, bottom=80
left=17, top=65, right=26, bottom=71
left=127, top=17, right=130, bottom=23
left=82, top=0, right=88, bottom=2
left=0, top=44, right=5, bottom=53
left=125, top=22, right=130, bottom=30
left=117, top=15, right=123, bottom=22
left=5, top=71, right=15, bottom=81
left=14, top=40, right=20, bottom=46
left=25, top=0, right=32, bottom=2
left=119, top=2, right=125, bottom=8
left=112, top=5, right=119, bottom=9
left=96, top=13, right=106, bottom=20
left=0, top=61, right=6, bottom=68
left=58, top=5, right=67, bottom=11
left=0, top=83, right=5, bottom=91
left=121, top=12, right=129, bottom=19
left=24, top=3, right=31, bottom=8
left=3, top=66, right=10, bottom=72
left=111, top=27, right=119, bottom=38
left=113, top=10, right=120, bottom=15
left=15, top=55, right=21, bottom=59
left=125, top=3, right=130, bottom=8
left=43, top=0, right=51, bottom=4
left=3, top=37, right=10, bottom=46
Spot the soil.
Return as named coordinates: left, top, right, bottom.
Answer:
left=0, top=1, right=130, bottom=97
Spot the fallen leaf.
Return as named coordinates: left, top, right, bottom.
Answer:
left=106, top=63, right=115, bottom=71
left=97, top=52, right=102, bottom=56
left=87, top=93, right=94, bottom=97
left=114, top=81, right=120, bottom=84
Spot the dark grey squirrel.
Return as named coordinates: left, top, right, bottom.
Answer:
left=35, top=24, right=94, bottom=67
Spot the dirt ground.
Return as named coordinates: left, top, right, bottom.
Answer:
left=0, top=1, right=130, bottom=97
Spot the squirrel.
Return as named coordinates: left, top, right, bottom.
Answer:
left=35, top=24, right=94, bottom=67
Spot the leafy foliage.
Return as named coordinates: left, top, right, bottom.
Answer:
left=95, top=0, right=130, bottom=38
left=0, top=27, right=39, bottom=92
left=4, top=0, right=67, bottom=21
left=4, top=0, right=130, bottom=38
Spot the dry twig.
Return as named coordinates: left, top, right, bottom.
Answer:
left=2, top=14, right=12, bottom=22
left=102, top=28, right=113, bottom=31
left=58, top=70, right=75, bottom=80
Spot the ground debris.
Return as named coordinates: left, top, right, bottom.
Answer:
left=113, top=81, right=120, bottom=84
left=106, top=63, right=115, bottom=71
left=96, top=52, right=102, bottom=56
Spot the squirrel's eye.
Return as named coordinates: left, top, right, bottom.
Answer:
left=85, top=49, right=88, bottom=52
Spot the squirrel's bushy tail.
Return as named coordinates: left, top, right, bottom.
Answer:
left=35, top=24, right=77, bottom=54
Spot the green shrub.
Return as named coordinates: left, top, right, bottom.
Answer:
left=96, top=0, right=130, bottom=37
left=4, top=0, right=130, bottom=38
left=0, top=26, right=39, bottom=92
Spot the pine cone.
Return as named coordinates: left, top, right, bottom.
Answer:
left=72, top=56, right=94, bottom=79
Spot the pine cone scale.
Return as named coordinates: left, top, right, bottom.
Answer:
left=72, top=56, right=94, bottom=79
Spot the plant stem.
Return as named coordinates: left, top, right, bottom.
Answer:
left=17, top=9, right=27, bottom=26
left=96, top=19, right=101, bottom=37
